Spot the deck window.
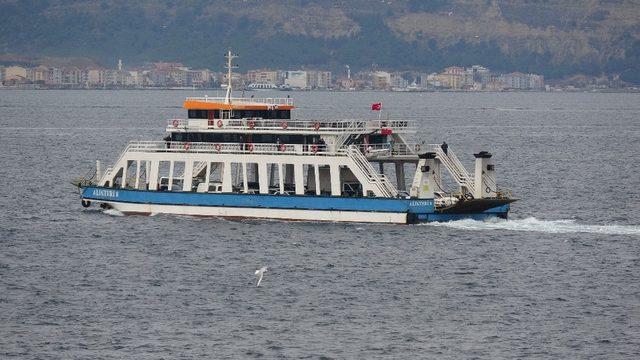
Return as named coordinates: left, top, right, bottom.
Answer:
left=171, top=133, right=307, bottom=144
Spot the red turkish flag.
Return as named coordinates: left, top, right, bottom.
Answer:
left=371, top=102, right=382, bottom=111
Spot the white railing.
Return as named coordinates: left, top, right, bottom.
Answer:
left=334, top=120, right=361, bottom=146
left=483, top=174, right=497, bottom=193
left=102, top=140, right=335, bottom=185
left=123, top=140, right=336, bottom=156
left=112, top=140, right=418, bottom=159
left=447, top=147, right=473, bottom=182
left=433, top=145, right=475, bottom=192
left=358, top=143, right=420, bottom=157
left=99, top=142, right=134, bottom=184
left=166, top=118, right=417, bottom=133
left=185, top=96, right=294, bottom=106
left=346, top=145, right=397, bottom=198
left=101, top=166, right=113, bottom=185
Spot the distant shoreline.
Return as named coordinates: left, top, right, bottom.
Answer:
left=1, top=87, right=638, bottom=93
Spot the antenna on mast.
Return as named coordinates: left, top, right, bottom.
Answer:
left=224, top=49, right=239, bottom=104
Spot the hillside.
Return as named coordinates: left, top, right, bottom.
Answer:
left=1, top=0, right=639, bottom=83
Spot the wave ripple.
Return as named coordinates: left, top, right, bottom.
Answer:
left=426, top=217, right=640, bottom=235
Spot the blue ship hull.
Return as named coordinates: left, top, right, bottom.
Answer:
left=81, top=186, right=510, bottom=224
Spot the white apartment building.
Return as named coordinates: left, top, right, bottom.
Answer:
left=285, top=70, right=308, bottom=89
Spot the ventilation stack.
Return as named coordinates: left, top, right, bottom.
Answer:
left=474, top=151, right=496, bottom=199
left=410, top=152, right=441, bottom=199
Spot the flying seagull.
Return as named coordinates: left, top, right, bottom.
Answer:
left=255, top=266, right=268, bottom=286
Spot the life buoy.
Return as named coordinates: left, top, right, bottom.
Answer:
left=172, top=119, right=179, bottom=127
left=313, top=122, right=321, bottom=131
left=214, top=143, right=221, bottom=151
left=311, top=144, right=318, bottom=153
left=414, top=144, right=421, bottom=152
left=248, top=120, right=255, bottom=129
left=217, top=119, right=223, bottom=128
left=184, top=142, right=191, bottom=151
left=81, top=200, right=91, bottom=208
left=247, top=143, right=254, bottom=152
left=279, top=143, right=286, bottom=152
left=281, top=121, right=288, bottom=129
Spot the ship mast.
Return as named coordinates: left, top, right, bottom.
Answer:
left=224, top=50, right=238, bottom=104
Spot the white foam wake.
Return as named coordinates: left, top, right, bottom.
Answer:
left=102, top=209, right=124, bottom=217
left=426, top=217, right=640, bottom=236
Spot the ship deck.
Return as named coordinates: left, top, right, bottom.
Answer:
left=119, top=140, right=430, bottom=161
left=166, top=118, right=417, bottom=135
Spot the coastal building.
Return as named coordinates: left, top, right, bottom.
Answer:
left=438, top=66, right=465, bottom=89
left=174, top=68, right=189, bottom=87
left=86, top=68, right=106, bottom=86
left=104, top=69, right=129, bottom=87
left=372, top=71, right=391, bottom=90
left=46, top=67, right=62, bottom=85
left=485, top=79, right=506, bottom=91
left=307, top=70, right=332, bottom=89
left=499, top=72, right=544, bottom=90
left=247, top=69, right=278, bottom=85
left=185, top=69, right=203, bottom=87
left=335, top=77, right=359, bottom=90
left=414, top=73, right=436, bottom=89
left=285, top=70, right=308, bottom=89
left=425, top=73, right=442, bottom=88
left=222, top=72, right=243, bottom=89
left=4, top=66, right=27, bottom=82
left=276, top=70, right=287, bottom=85
left=468, top=65, right=491, bottom=87
left=431, top=74, right=448, bottom=88
left=27, top=66, right=48, bottom=83
left=146, top=62, right=188, bottom=87
left=209, top=72, right=225, bottom=87
left=499, top=72, right=527, bottom=89
left=529, top=74, right=545, bottom=90
left=390, top=72, right=409, bottom=90
left=62, top=67, right=82, bottom=85
left=126, top=71, right=142, bottom=87
left=200, top=69, right=217, bottom=88
left=148, top=69, right=169, bottom=87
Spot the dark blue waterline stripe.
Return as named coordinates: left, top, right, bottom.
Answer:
left=82, top=186, right=435, bottom=213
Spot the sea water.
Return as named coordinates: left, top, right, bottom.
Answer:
left=0, top=90, right=639, bottom=358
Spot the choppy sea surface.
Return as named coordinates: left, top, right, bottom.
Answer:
left=0, top=90, right=639, bottom=359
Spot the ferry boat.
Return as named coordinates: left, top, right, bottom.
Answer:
left=244, top=82, right=289, bottom=91
left=77, top=51, right=516, bottom=224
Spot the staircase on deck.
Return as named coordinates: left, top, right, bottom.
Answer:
left=345, top=145, right=398, bottom=198
left=433, top=145, right=475, bottom=194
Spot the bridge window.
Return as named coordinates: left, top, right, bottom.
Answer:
left=188, top=109, right=290, bottom=119
left=188, top=110, right=219, bottom=119
left=230, top=110, right=290, bottom=119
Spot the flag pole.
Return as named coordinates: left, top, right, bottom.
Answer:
left=378, top=101, right=382, bottom=120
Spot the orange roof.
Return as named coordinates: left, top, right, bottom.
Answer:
left=183, top=100, right=294, bottom=111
